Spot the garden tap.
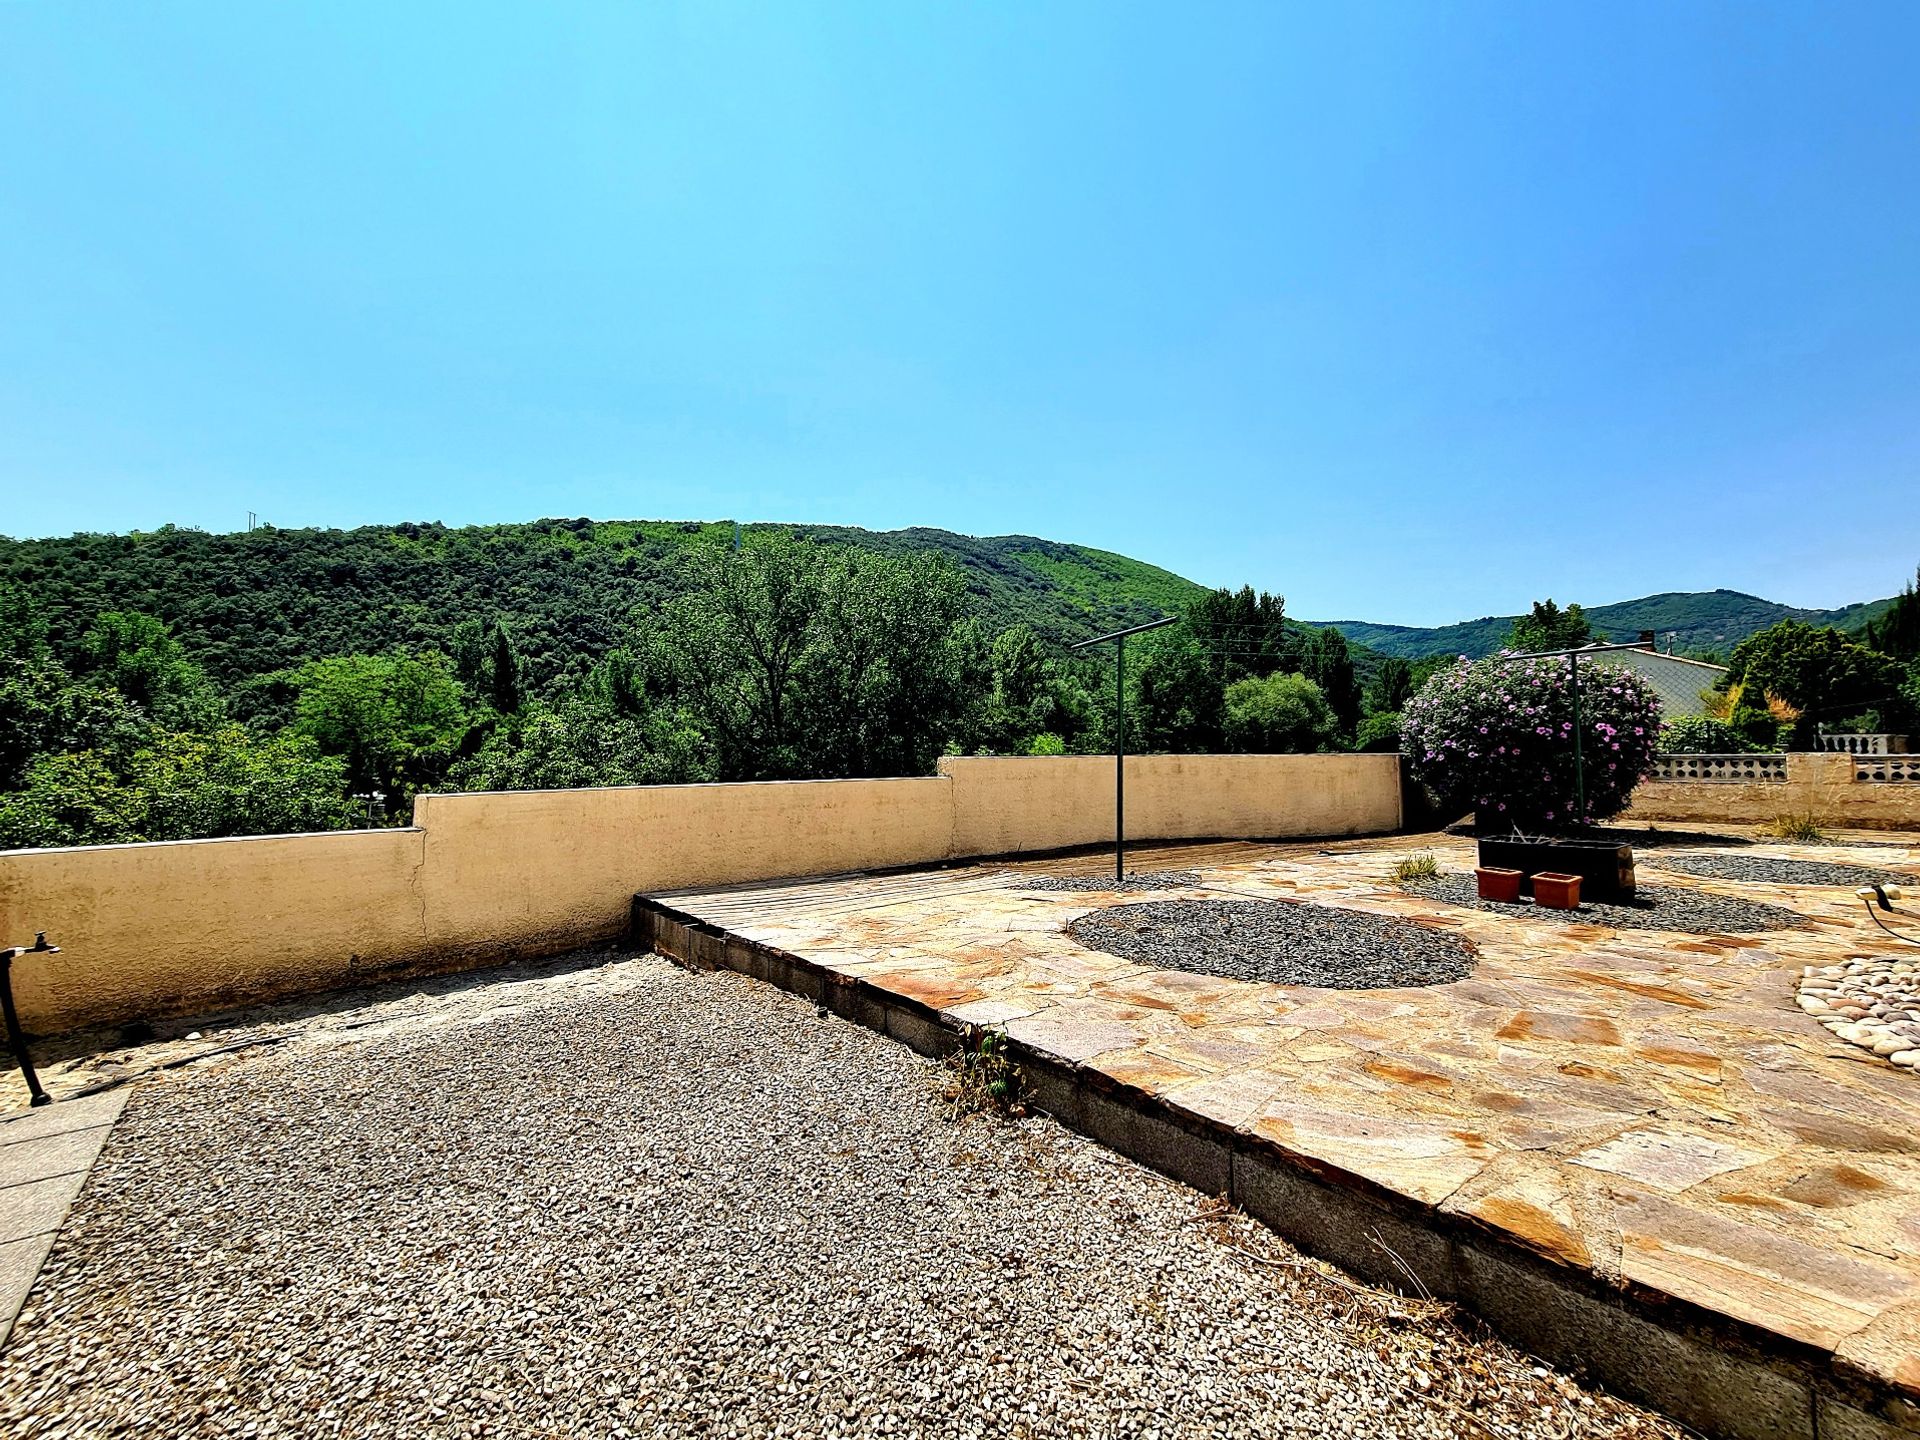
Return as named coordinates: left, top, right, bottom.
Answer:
left=1, top=933, right=59, bottom=1107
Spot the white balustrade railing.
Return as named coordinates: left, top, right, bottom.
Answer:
left=1818, top=733, right=1910, bottom=755
left=1855, top=755, right=1920, bottom=784
left=1650, top=753, right=1788, bottom=784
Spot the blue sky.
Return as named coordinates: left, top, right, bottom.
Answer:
left=3, top=3, right=1917, bottom=624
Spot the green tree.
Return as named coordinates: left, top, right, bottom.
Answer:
left=450, top=698, right=712, bottom=792
left=1355, top=711, right=1402, bottom=753
left=971, top=624, right=1087, bottom=754
left=0, top=727, right=351, bottom=849
left=76, top=611, right=221, bottom=728
left=642, top=536, right=979, bottom=780
left=988, top=625, right=1046, bottom=716
left=1367, top=656, right=1415, bottom=715
left=1863, top=567, right=1920, bottom=661
left=486, top=622, right=525, bottom=715
left=1222, top=672, right=1336, bottom=753
left=1304, top=628, right=1361, bottom=739
left=1185, top=585, right=1297, bottom=683
left=135, top=727, right=354, bottom=840
left=289, top=652, right=470, bottom=807
left=1660, top=716, right=1759, bottom=754
left=586, top=646, right=651, bottom=717
left=1507, top=599, right=1596, bottom=653
left=0, top=589, right=155, bottom=790
left=1132, top=636, right=1225, bottom=753
left=1724, top=621, right=1906, bottom=739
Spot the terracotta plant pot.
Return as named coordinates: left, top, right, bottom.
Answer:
left=1475, top=867, right=1524, bottom=903
left=1476, top=837, right=1635, bottom=901
left=1531, top=872, right=1583, bottom=910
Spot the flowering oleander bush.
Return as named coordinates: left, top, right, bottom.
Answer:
left=1402, top=655, right=1662, bottom=830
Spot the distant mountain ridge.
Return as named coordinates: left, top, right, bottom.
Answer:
left=1314, top=588, right=1898, bottom=661
left=3, top=518, right=1896, bottom=685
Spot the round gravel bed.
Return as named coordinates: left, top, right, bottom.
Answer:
left=0, top=958, right=1677, bottom=1440
left=1016, top=869, right=1200, bottom=892
left=1066, top=897, right=1475, bottom=988
left=1401, top=874, right=1806, bottom=934
left=1648, top=852, right=1918, bottom=889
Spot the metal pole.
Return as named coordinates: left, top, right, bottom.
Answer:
left=1570, top=653, right=1585, bottom=825
left=1115, top=634, right=1126, bottom=884
left=1071, top=616, right=1177, bottom=887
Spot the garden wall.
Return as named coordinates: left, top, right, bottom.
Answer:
left=941, top=753, right=1400, bottom=856
left=0, top=753, right=1402, bottom=1036
left=1623, top=752, right=1920, bottom=830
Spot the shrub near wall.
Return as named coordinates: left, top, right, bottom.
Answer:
left=1402, top=655, right=1661, bottom=829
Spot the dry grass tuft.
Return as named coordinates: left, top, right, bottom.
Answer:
left=1391, top=852, right=1442, bottom=883
left=1764, top=812, right=1827, bottom=843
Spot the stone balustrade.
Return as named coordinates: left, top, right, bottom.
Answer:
left=1855, top=754, right=1920, bottom=784
left=1627, top=750, right=1920, bottom=830
left=1650, top=752, right=1788, bottom=783
left=1817, top=732, right=1910, bottom=755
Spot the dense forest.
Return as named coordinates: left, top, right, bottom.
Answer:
left=0, top=519, right=1211, bottom=700
left=0, top=519, right=1403, bottom=848
left=3, top=519, right=1914, bottom=850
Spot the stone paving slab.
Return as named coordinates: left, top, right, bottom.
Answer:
left=0, top=1088, right=129, bottom=1346
left=640, top=831, right=1920, bottom=1439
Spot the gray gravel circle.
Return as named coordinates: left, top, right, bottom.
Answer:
left=1401, top=874, right=1806, bottom=934
left=1016, top=869, right=1201, bottom=892
left=1066, top=897, right=1476, bottom=989
left=1648, top=852, right=1917, bottom=889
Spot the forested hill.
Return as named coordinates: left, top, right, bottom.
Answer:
left=1316, top=588, right=1898, bottom=661
left=0, top=519, right=1207, bottom=695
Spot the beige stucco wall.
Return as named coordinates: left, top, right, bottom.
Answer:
left=1622, top=753, right=1920, bottom=830
left=940, top=754, right=1402, bottom=856
left=0, top=755, right=1402, bottom=1037
left=408, top=778, right=956, bottom=964
left=0, top=827, right=432, bottom=1039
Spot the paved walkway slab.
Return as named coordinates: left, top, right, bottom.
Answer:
left=0, top=1089, right=129, bottom=1346
left=638, top=832, right=1920, bottom=1440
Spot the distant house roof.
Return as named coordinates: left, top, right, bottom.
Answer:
left=1589, top=647, right=1727, bottom=718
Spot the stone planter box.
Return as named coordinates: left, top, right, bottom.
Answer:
left=1476, top=837, right=1635, bottom=901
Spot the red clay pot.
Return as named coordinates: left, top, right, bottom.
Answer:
left=1531, top=872, right=1583, bottom=910
left=1475, top=867, right=1524, bottom=903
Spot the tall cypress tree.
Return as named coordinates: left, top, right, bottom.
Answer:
left=487, top=622, right=524, bottom=715
left=1308, top=628, right=1361, bottom=738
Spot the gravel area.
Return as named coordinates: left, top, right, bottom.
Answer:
left=1015, top=869, right=1201, bottom=892
left=1647, top=852, right=1918, bottom=889
left=1401, top=874, right=1807, bottom=934
left=0, top=955, right=1677, bottom=1440
left=1067, top=898, right=1475, bottom=989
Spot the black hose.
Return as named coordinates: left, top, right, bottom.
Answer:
left=1862, top=899, right=1920, bottom=948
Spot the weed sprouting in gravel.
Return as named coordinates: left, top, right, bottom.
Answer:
left=1390, top=853, right=1441, bottom=883
left=1765, top=812, right=1828, bottom=843
left=942, top=1026, right=1027, bottom=1121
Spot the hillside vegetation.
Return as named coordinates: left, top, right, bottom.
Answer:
left=4, top=516, right=1913, bottom=851
left=0, top=519, right=1207, bottom=699
left=1317, top=588, right=1897, bottom=660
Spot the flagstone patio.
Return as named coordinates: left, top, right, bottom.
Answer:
left=637, top=829, right=1920, bottom=1440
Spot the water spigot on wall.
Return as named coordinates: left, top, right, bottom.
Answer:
left=2, top=933, right=59, bottom=1108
